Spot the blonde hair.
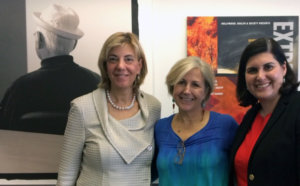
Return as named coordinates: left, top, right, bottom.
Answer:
left=98, top=32, right=147, bottom=91
left=166, top=56, right=215, bottom=106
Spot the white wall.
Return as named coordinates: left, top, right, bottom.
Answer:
left=138, top=0, right=300, bottom=118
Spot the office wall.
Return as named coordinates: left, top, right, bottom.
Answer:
left=138, top=0, right=300, bottom=118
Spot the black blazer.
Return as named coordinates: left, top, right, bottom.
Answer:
left=229, top=91, right=300, bottom=186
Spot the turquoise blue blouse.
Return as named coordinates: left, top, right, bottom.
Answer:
left=154, top=111, right=238, bottom=186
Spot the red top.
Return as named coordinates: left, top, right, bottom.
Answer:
left=234, top=113, right=271, bottom=186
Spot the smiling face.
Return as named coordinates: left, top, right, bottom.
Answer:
left=106, top=44, right=142, bottom=91
left=245, top=52, right=286, bottom=103
left=173, top=68, right=206, bottom=113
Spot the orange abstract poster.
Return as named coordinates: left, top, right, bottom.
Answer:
left=187, top=17, right=218, bottom=72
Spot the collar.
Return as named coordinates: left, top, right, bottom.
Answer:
left=41, top=55, right=76, bottom=69
left=92, top=88, right=152, bottom=164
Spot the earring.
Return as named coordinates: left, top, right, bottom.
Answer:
left=133, top=74, right=140, bottom=88
left=172, top=98, right=176, bottom=114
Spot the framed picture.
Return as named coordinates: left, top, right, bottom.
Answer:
left=0, top=0, right=137, bottom=180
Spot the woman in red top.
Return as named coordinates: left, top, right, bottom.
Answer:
left=229, top=38, right=300, bottom=186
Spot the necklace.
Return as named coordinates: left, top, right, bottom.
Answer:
left=106, top=89, right=136, bottom=110
left=175, top=110, right=205, bottom=133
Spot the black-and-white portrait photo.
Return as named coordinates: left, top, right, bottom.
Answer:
left=0, top=0, right=134, bottom=182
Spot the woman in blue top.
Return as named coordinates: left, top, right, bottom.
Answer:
left=154, top=56, right=238, bottom=186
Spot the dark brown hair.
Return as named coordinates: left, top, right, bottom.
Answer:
left=236, top=38, right=299, bottom=107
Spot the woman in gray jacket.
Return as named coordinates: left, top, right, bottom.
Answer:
left=57, top=32, right=161, bottom=186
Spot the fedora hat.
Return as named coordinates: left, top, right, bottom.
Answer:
left=33, top=4, right=84, bottom=39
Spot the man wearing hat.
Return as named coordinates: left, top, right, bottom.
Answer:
left=0, top=4, right=100, bottom=134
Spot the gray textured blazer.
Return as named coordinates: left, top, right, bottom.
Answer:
left=57, top=88, right=161, bottom=186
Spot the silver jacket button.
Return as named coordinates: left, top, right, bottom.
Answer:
left=147, top=145, right=153, bottom=151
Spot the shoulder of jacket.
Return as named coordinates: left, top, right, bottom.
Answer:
left=71, top=91, right=94, bottom=106
left=138, top=91, right=161, bottom=105
left=291, top=91, right=300, bottom=99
